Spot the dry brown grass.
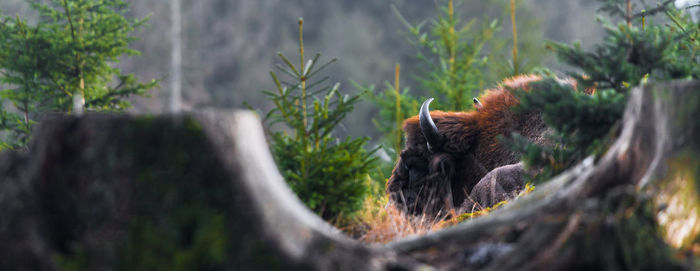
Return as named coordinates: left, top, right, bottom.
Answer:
left=342, top=193, right=446, bottom=244
left=344, top=183, right=537, bottom=243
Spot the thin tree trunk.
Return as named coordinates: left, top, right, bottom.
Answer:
left=170, top=0, right=182, bottom=113
left=62, top=0, right=84, bottom=114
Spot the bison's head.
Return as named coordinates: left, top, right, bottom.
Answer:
left=387, top=98, right=491, bottom=217
left=386, top=75, right=584, bottom=217
left=387, top=76, right=552, bottom=217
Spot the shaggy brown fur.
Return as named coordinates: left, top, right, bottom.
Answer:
left=387, top=75, right=551, bottom=217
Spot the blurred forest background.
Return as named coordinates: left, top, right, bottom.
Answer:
left=1, top=1, right=699, bottom=266
left=1, top=0, right=619, bottom=143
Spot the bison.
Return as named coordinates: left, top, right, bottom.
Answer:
left=386, top=75, right=572, bottom=217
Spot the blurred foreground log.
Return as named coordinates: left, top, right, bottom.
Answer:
left=0, top=111, right=421, bottom=270
left=0, top=80, right=698, bottom=270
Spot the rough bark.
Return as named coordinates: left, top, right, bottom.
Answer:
left=0, top=80, right=698, bottom=270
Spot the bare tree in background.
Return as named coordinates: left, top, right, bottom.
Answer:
left=170, top=0, right=182, bottom=113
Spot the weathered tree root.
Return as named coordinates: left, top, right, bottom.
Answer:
left=194, top=111, right=427, bottom=270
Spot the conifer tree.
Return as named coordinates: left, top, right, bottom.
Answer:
left=0, top=0, right=158, bottom=149
left=392, top=0, right=500, bottom=111
left=549, top=0, right=699, bottom=92
left=258, top=19, right=378, bottom=221
left=509, top=0, right=700, bottom=182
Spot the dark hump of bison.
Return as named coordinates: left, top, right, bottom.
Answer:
left=461, top=162, right=527, bottom=213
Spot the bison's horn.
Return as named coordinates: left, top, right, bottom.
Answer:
left=420, top=98, right=444, bottom=151
left=473, top=97, right=483, bottom=111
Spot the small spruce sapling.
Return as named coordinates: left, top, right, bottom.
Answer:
left=257, top=18, right=378, bottom=221
left=547, top=0, right=700, bottom=92
left=0, top=0, right=159, bottom=150
left=509, top=0, right=700, bottom=182
left=392, top=0, right=500, bottom=111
